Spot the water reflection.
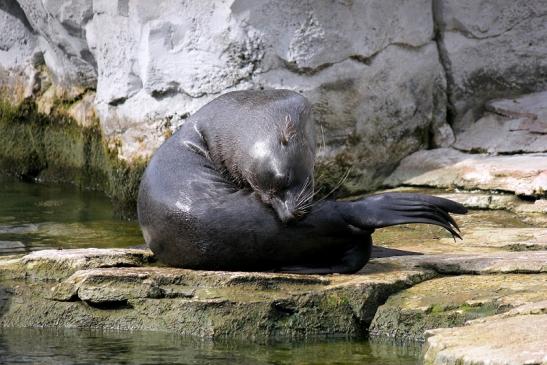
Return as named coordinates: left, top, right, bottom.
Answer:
left=0, top=176, right=143, bottom=254
left=0, top=328, right=420, bottom=365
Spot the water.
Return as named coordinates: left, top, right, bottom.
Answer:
left=0, top=177, right=421, bottom=364
left=0, top=176, right=143, bottom=255
left=0, top=328, right=420, bottom=365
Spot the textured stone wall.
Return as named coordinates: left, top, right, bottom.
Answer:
left=435, top=0, right=547, bottom=131
left=0, top=0, right=545, bottom=193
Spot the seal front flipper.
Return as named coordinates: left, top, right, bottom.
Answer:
left=339, top=192, right=467, bottom=239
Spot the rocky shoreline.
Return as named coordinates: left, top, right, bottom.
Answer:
left=1, top=1, right=546, bottom=363
left=1, top=90, right=546, bottom=362
left=1, top=201, right=546, bottom=365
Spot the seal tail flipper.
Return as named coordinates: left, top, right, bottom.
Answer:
left=341, top=192, right=468, bottom=239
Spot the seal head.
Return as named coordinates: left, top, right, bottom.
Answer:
left=246, top=115, right=315, bottom=223
left=202, top=90, right=316, bottom=224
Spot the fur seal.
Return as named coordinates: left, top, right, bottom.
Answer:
left=137, top=90, right=466, bottom=274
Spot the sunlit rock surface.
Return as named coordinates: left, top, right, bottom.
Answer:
left=423, top=302, right=547, bottom=365
left=1, top=249, right=546, bottom=339
left=373, top=251, right=547, bottom=275
left=453, top=91, right=547, bottom=154
left=386, top=148, right=547, bottom=197
left=366, top=251, right=547, bottom=364
left=386, top=91, right=547, bottom=200
left=0, top=248, right=154, bottom=280
left=0, top=248, right=436, bottom=338
left=453, top=113, right=547, bottom=154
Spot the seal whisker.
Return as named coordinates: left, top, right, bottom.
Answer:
left=295, top=191, right=315, bottom=209
left=296, top=177, right=310, bottom=199
left=295, top=201, right=313, bottom=213
left=295, top=177, right=312, bottom=205
left=311, top=168, right=352, bottom=207
left=295, top=186, right=314, bottom=210
left=300, top=188, right=314, bottom=203
left=320, top=124, right=326, bottom=151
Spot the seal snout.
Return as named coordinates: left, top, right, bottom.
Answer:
left=271, top=197, right=298, bottom=224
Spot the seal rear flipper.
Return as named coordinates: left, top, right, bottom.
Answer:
left=340, top=192, right=467, bottom=239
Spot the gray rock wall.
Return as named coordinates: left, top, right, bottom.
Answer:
left=435, top=0, right=547, bottom=131
left=0, top=0, right=545, bottom=191
left=0, top=0, right=38, bottom=101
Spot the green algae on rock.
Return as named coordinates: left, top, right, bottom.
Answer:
left=369, top=274, right=547, bottom=341
left=0, top=98, right=147, bottom=216
left=0, top=248, right=436, bottom=339
left=1, top=248, right=546, bottom=343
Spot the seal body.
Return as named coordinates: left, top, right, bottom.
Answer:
left=138, top=90, right=466, bottom=273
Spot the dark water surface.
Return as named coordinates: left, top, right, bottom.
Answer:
left=0, top=176, right=143, bottom=255
left=0, top=328, right=420, bottom=365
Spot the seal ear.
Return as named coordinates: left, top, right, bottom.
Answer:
left=280, top=115, right=297, bottom=145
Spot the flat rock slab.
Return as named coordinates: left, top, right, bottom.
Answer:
left=369, top=252, right=547, bottom=343
left=453, top=113, right=547, bottom=154
left=370, top=274, right=547, bottom=341
left=381, top=187, right=547, bottom=215
left=0, top=249, right=435, bottom=339
left=0, top=241, right=25, bottom=254
left=374, top=251, right=547, bottom=274
left=0, top=248, right=155, bottom=280
left=465, top=300, right=547, bottom=324
left=373, top=207, right=547, bottom=255
left=452, top=91, right=547, bottom=155
left=433, top=191, right=521, bottom=210
left=1, top=248, right=546, bottom=345
left=423, top=313, right=547, bottom=365
left=434, top=192, right=547, bottom=215
left=440, top=227, right=547, bottom=251
left=385, top=148, right=547, bottom=197
left=486, top=91, right=547, bottom=124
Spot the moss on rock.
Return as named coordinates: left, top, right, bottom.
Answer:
left=0, top=98, right=147, bottom=217
left=314, top=151, right=357, bottom=198
left=369, top=274, right=547, bottom=341
left=0, top=248, right=435, bottom=339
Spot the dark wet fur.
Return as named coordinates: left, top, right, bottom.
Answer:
left=138, top=90, right=467, bottom=274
